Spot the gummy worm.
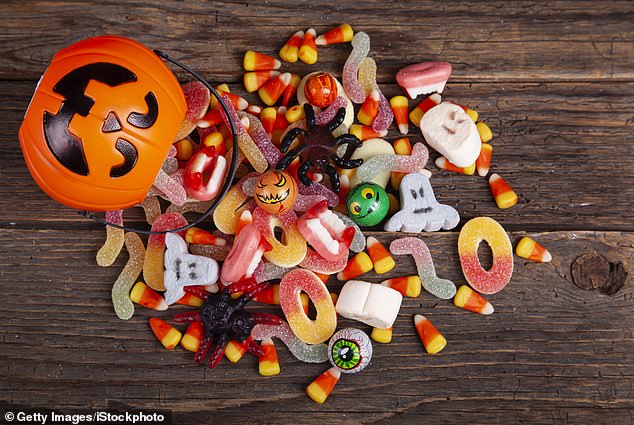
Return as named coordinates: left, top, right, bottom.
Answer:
left=240, top=111, right=282, bottom=166
left=355, top=142, right=429, bottom=183
left=315, top=96, right=348, bottom=126
left=112, top=232, right=145, bottom=320
left=342, top=32, right=370, bottom=103
left=251, top=321, right=329, bottom=364
left=96, top=210, right=124, bottom=267
left=358, top=57, right=393, bottom=132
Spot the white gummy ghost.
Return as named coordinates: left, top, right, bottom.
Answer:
left=164, top=232, right=219, bottom=305
left=384, top=173, right=460, bottom=233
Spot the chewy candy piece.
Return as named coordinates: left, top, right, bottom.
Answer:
left=421, top=102, right=481, bottom=168
left=476, top=143, right=493, bottom=177
left=280, top=269, right=337, bottom=344
left=164, top=233, right=219, bottom=305
left=285, top=104, right=305, bottom=123
left=381, top=276, right=422, bottom=298
left=174, top=139, right=194, bottom=161
left=337, top=252, right=373, bottom=281
left=458, top=217, right=514, bottom=294
left=153, top=169, right=187, bottom=206
left=316, top=24, right=353, bottom=45
left=149, top=318, right=182, bottom=350
left=212, top=173, right=254, bottom=235
left=366, top=236, right=395, bottom=274
left=315, top=96, right=348, bottom=126
left=181, top=321, right=204, bottom=352
left=97, top=210, right=124, bottom=267
left=298, top=200, right=355, bottom=262
left=454, top=285, right=494, bottom=315
left=396, top=62, right=452, bottom=99
left=253, top=261, right=290, bottom=284
left=224, top=339, right=249, bottom=362
left=371, top=327, right=393, bottom=344
left=240, top=112, right=283, bottom=166
left=349, top=124, right=387, bottom=141
left=298, top=180, right=339, bottom=208
left=221, top=223, right=271, bottom=284
left=279, top=30, right=304, bottom=63
left=336, top=280, right=403, bottom=329
left=489, top=173, right=518, bottom=209
left=477, top=121, right=493, bottom=142
left=130, top=282, right=168, bottom=311
left=342, top=32, right=370, bottom=103
left=348, top=138, right=395, bottom=188
left=176, top=291, right=204, bottom=307
left=143, top=213, right=188, bottom=291
left=334, top=211, right=365, bottom=253
left=247, top=105, right=262, bottom=116
left=281, top=74, right=301, bottom=107
left=355, top=142, right=429, bottom=184
left=198, top=109, right=224, bottom=129
left=190, top=244, right=231, bottom=262
left=186, top=227, right=227, bottom=246
left=451, top=103, right=478, bottom=122
left=259, top=72, right=292, bottom=106
left=300, top=247, right=348, bottom=274
left=253, top=207, right=307, bottom=268
left=167, top=199, right=212, bottom=216
left=244, top=70, right=280, bottom=93
left=252, top=321, right=329, bottom=363
left=328, top=328, right=373, bottom=374
left=299, top=28, right=318, bottom=64
left=272, top=106, right=290, bottom=144
left=307, top=367, right=341, bottom=404
left=414, top=314, right=446, bottom=354
left=435, top=157, right=476, bottom=175
left=243, top=50, right=281, bottom=71
left=259, top=338, right=281, bottom=376
left=183, top=146, right=227, bottom=201
left=516, top=237, right=552, bottom=263
left=390, top=96, right=409, bottom=134
left=357, top=89, right=380, bottom=126
left=387, top=193, right=400, bottom=216
left=357, top=57, right=394, bottom=132
left=112, top=232, right=146, bottom=320
left=260, top=107, right=277, bottom=138
left=253, top=282, right=281, bottom=303
left=385, top=173, right=460, bottom=233
left=175, top=81, right=211, bottom=140
left=203, top=132, right=226, bottom=156
left=409, top=93, right=442, bottom=127
left=390, top=237, right=456, bottom=299
left=136, top=196, right=161, bottom=225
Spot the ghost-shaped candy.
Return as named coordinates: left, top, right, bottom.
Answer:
left=164, top=232, right=219, bottom=305
left=384, top=173, right=460, bottom=233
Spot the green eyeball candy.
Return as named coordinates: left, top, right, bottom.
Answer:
left=346, top=182, right=389, bottom=227
left=328, top=328, right=373, bottom=374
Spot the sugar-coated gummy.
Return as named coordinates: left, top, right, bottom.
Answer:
left=252, top=321, right=329, bottom=363
left=342, top=32, right=370, bottom=104
left=96, top=210, right=125, bottom=267
left=111, top=232, right=145, bottom=320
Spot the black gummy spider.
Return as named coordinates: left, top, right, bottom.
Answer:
left=173, top=281, right=282, bottom=369
left=275, top=103, right=363, bottom=192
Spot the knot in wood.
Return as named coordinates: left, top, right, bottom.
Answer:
left=571, top=253, right=627, bottom=295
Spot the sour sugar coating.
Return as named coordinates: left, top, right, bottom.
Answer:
left=357, top=57, right=393, bottom=132
left=390, top=237, right=456, bottom=299
left=328, top=328, right=373, bottom=374
left=315, top=96, right=349, bottom=126
left=336, top=280, right=402, bottom=329
left=190, top=244, right=231, bottom=262
left=143, top=212, right=188, bottom=291
left=153, top=168, right=187, bottom=206
left=334, top=211, right=366, bottom=252
left=355, top=142, right=429, bottom=183
left=342, top=32, right=370, bottom=104
left=135, top=196, right=161, bottom=225
left=97, top=210, right=124, bottom=267
left=414, top=314, right=446, bottom=355
left=454, top=285, right=494, bottom=315
left=111, top=232, right=145, bottom=320
left=306, top=367, right=341, bottom=404
left=167, top=199, right=213, bottom=215
left=279, top=269, right=337, bottom=344
left=298, top=199, right=355, bottom=262
left=175, top=81, right=211, bottom=140
left=516, top=236, right=552, bottom=263
left=458, top=217, right=513, bottom=294
left=297, top=175, right=340, bottom=208
left=240, top=112, right=282, bottom=166
left=300, top=247, right=348, bottom=274
left=253, top=207, right=307, bottom=267
left=212, top=173, right=255, bottom=235
left=252, top=321, right=330, bottom=363
left=253, top=261, right=290, bottom=284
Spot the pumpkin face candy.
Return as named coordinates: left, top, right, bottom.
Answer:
left=254, top=170, right=298, bottom=215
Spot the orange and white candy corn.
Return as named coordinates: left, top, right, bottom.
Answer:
left=306, top=367, right=341, bottom=404
left=202, top=131, right=227, bottom=156
left=181, top=321, right=204, bottom=352
left=243, top=50, right=281, bottom=71
left=260, top=107, right=277, bottom=138
left=476, top=121, right=492, bottom=142
left=130, top=282, right=168, bottom=311
left=247, top=105, right=262, bottom=116
left=299, top=28, right=318, bottom=65
left=198, top=108, right=224, bottom=128
left=409, top=93, right=441, bottom=126
left=316, top=24, right=353, bottom=46
left=253, top=283, right=280, bottom=305
left=516, top=237, right=552, bottom=262
left=349, top=124, right=387, bottom=141
left=435, top=157, right=476, bottom=175
left=244, top=70, right=280, bottom=93
left=279, top=30, right=304, bottom=63
left=225, top=339, right=249, bottom=363
left=186, top=227, right=227, bottom=246
left=236, top=210, right=253, bottom=236
left=414, top=314, right=446, bottom=355
left=259, top=72, right=291, bottom=106
left=176, top=292, right=204, bottom=307
left=452, top=102, right=478, bottom=122
left=272, top=106, right=290, bottom=145
left=366, top=236, right=395, bottom=274
left=390, top=95, right=409, bottom=134
left=357, top=89, right=380, bottom=126
left=336, top=252, right=373, bottom=280
left=454, top=285, right=494, bottom=315
left=149, top=318, right=182, bottom=350
left=381, top=276, right=422, bottom=298
left=258, top=338, right=281, bottom=376
left=476, top=143, right=492, bottom=177
left=371, top=326, right=393, bottom=344
left=489, top=173, right=518, bottom=209
left=281, top=74, right=301, bottom=107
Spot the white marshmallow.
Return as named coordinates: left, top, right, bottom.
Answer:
left=336, top=280, right=403, bottom=329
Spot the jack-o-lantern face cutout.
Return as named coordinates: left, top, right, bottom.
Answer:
left=19, top=36, right=186, bottom=211
left=254, top=170, right=298, bottom=215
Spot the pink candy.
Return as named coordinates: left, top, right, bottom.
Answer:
left=298, top=200, right=355, bottom=262
left=221, top=223, right=272, bottom=284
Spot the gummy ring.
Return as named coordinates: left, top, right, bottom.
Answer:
left=458, top=217, right=513, bottom=294
left=253, top=207, right=307, bottom=268
left=328, top=328, right=372, bottom=374
left=279, top=269, right=337, bottom=344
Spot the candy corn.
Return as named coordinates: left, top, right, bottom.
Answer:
left=260, top=107, right=277, bottom=138
left=299, top=28, right=318, bottom=64
left=202, top=131, right=227, bottom=156
left=315, top=272, right=330, bottom=284
left=130, top=282, right=168, bottom=311
left=414, top=314, right=446, bottom=355
left=258, top=338, right=281, bottom=376
left=489, top=173, right=518, bottom=209
left=393, top=137, right=412, bottom=155
left=409, top=93, right=441, bottom=126
left=381, top=276, right=422, bottom=298
left=390, top=96, right=409, bottom=134
left=349, top=124, right=387, bottom=141
left=253, top=283, right=280, bottom=305
left=371, top=326, right=393, bottom=343
left=316, top=24, right=354, bottom=46
left=244, top=70, right=280, bottom=93
left=306, top=367, right=341, bottom=404
left=236, top=210, right=253, bottom=236
left=176, top=292, right=204, bottom=307
left=516, top=237, right=552, bottom=262
left=454, top=285, right=494, bottom=315
left=180, top=321, right=204, bottom=352
left=225, top=92, right=249, bottom=111
left=452, top=102, right=478, bottom=122
left=225, top=339, right=248, bottom=362
left=174, top=139, right=193, bottom=161
left=366, top=236, right=395, bottom=274
left=243, top=50, right=281, bottom=71
left=336, top=252, right=373, bottom=281
left=435, top=157, right=476, bottom=175
left=247, top=105, right=262, bottom=116
left=199, top=108, right=223, bottom=128
left=259, top=72, right=291, bottom=106
left=186, top=227, right=227, bottom=246
left=149, top=318, right=182, bottom=350
left=477, top=121, right=492, bottom=142
left=330, top=292, right=338, bottom=305
left=279, top=30, right=304, bottom=63
left=357, top=89, right=380, bottom=126
left=285, top=104, right=305, bottom=123
left=476, top=143, right=493, bottom=177
left=281, top=74, right=301, bottom=107
left=272, top=106, right=290, bottom=144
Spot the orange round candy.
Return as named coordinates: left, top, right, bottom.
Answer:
left=303, top=72, right=338, bottom=108
left=254, top=170, right=298, bottom=215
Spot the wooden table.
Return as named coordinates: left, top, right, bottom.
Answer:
left=1, top=1, right=632, bottom=424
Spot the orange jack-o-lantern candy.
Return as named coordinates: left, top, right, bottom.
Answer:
left=253, top=170, right=298, bottom=215
left=19, top=36, right=186, bottom=211
left=303, top=72, right=338, bottom=108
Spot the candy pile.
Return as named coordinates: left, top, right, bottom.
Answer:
left=97, top=25, right=552, bottom=403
